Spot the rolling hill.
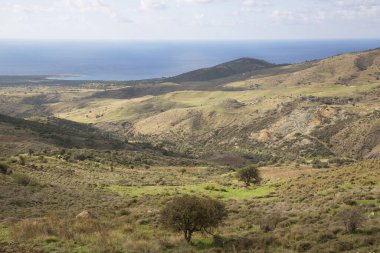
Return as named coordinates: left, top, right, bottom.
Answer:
left=166, top=57, right=278, bottom=83
left=0, top=48, right=380, bottom=162
left=35, top=48, right=379, bottom=161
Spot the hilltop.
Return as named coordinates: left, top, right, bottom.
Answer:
left=166, top=57, right=277, bottom=83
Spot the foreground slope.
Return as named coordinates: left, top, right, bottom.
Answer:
left=0, top=154, right=379, bottom=252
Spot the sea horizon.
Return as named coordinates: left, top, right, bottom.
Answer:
left=0, top=39, right=379, bottom=81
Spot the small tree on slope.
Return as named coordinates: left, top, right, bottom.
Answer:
left=160, top=195, right=227, bottom=243
left=238, top=165, right=262, bottom=187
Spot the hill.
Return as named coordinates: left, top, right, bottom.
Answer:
left=0, top=113, right=200, bottom=168
left=166, top=57, right=278, bottom=83
left=1, top=49, right=379, bottom=162
left=43, top=49, right=380, bottom=161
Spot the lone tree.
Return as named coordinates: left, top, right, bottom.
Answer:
left=340, top=208, right=364, bottom=233
left=237, top=165, right=261, bottom=187
left=160, top=195, right=227, bottom=243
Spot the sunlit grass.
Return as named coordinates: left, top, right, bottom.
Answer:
left=108, top=183, right=274, bottom=200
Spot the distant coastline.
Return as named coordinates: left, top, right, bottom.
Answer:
left=0, top=39, right=379, bottom=81
left=46, top=74, right=82, bottom=80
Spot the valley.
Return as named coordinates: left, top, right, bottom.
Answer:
left=0, top=48, right=380, bottom=252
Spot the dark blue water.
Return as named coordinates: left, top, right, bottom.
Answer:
left=0, top=40, right=379, bottom=81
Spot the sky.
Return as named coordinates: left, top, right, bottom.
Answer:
left=0, top=0, right=380, bottom=40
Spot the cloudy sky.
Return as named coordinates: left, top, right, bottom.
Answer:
left=1, top=0, right=380, bottom=40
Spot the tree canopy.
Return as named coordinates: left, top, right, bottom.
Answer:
left=160, top=195, right=227, bottom=243
left=237, top=165, right=262, bottom=187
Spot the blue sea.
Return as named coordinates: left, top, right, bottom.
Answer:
left=0, top=40, right=379, bottom=81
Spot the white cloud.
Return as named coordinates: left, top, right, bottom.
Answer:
left=0, top=0, right=379, bottom=40
left=192, top=12, right=205, bottom=24
left=139, top=0, right=229, bottom=10
left=335, top=1, right=380, bottom=21
left=271, top=10, right=308, bottom=23
left=56, top=0, right=119, bottom=18
left=140, top=0, right=168, bottom=10
left=0, top=3, right=53, bottom=14
left=241, top=0, right=267, bottom=12
left=270, top=0, right=380, bottom=24
left=178, top=0, right=217, bottom=4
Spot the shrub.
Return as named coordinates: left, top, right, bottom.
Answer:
left=160, top=195, right=227, bottom=243
left=38, top=155, right=47, bottom=163
left=339, top=208, right=364, bottom=233
left=259, top=213, right=281, bottom=232
left=296, top=241, right=313, bottom=252
left=19, top=156, right=26, bottom=165
left=237, top=165, right=261, bottom=186
left=0, top=162, right=10, bottom=174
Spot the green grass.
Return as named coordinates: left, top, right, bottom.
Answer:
left=340, top=182, right=353, bottom=190
left=0, top=225, right=12, bottom=244
left=108, top=183, right=274, bottom=200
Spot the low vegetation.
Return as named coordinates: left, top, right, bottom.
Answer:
left=0, top=151, right=379, bottom=252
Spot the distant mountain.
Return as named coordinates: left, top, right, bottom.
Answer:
left=166, top=58, right=277, bottom=83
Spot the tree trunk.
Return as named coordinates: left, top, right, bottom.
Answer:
left=184, top=230, right=192, bottom=243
